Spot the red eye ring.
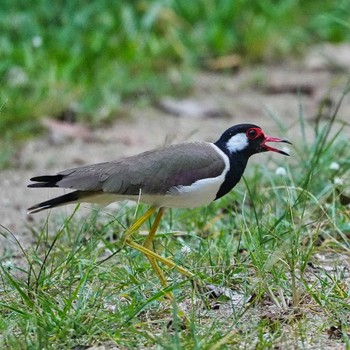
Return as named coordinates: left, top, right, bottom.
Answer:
left=247, top=128, right=258, bottom=139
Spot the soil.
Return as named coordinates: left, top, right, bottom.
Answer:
left=1, top=45, right=350, bottom=349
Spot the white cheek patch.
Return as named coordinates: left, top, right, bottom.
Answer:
left=226, top=133, right=249, bottom=153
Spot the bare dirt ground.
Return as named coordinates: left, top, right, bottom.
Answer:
left=1, top=44, right=350, bottom=349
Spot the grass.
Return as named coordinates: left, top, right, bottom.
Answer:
left=1, top=0, right=350, bottom=146
left=1, top=86, right=350, bottom=349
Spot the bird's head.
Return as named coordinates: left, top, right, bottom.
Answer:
left=215, top=124, right=291, bottom=157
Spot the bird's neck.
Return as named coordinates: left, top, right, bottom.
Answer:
left=215, top=151, right=249, bottom=200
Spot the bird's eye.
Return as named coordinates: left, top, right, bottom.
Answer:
left=247, top=129, right=258, bottom=139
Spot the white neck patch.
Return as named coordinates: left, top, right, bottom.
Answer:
left=226, top=133, right=248, bottom=153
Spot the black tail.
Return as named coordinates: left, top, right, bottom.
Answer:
left=27, top=191, right=82, bottom=214
left=28, top=175, right=64, bottom=188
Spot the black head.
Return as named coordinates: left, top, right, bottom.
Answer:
left=215, top=124, right=291, bottom=157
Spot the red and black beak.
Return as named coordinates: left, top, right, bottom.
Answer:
left=259, top=136, right=292, bottom=156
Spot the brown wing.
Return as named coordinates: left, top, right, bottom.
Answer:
left=29, top=142, right=226, bottom=195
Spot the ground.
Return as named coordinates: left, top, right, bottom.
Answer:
left=1, top=45, right=350, bottom=349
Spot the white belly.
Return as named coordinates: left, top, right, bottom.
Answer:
left=142, top=175, right=225, bottom=208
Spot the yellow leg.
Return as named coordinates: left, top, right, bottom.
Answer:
left=123, top=206, right=194, bottom=279
left=143, top=208, right=164, bottom=249
left=125, top=238, right=194, bottom=278
left=142, top=208, right=173, bottom=299
left=122, top=205, right=194, bottom=303
left=126, top=238, right=208, bottom=316
left=124, top=207, right=157, bottom=238
left=123, top=207, right=198, bottom=323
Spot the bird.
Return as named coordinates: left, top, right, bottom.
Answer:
left=27, top=124, right=291, bottom=295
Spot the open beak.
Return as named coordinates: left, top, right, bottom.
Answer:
left=260, top=136, right=292, bottom=156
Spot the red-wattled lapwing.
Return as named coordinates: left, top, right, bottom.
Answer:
left=27, top=124, right=291, bottom=294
